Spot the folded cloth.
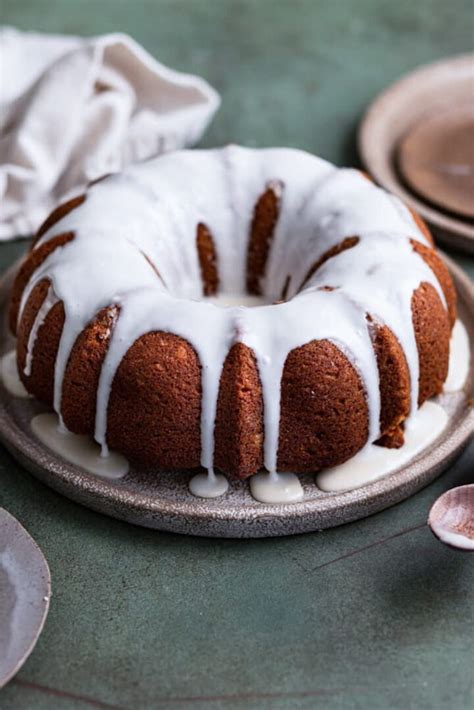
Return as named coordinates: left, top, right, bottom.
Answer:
left=0, top=27, right=220, bottom=240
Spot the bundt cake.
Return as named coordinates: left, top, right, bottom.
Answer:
left=8, top=146, right=456, bottom=487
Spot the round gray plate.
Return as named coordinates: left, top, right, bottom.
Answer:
left=0, top=507, right=51, bottom=688
left=358, top=54, right=474, bottom=254
left=0, top=258, right=473, bottom=538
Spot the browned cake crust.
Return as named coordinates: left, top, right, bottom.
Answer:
left=17, top=279, right=65, bottom=406
left=140, top=252, right=165, bottom=285
left=246, top=184, right=280, bottom=295
left=277, top=340, right=369, bottom=472
left=214, top=343, right=264, bottom=478
left=412, top=282, right=450, bottom=405
left=371, top=322, right=410, bottom=449
left=376, top=426, right=405, bottom=450
left=106, top=333, right=202, bottom=470
left=61, top=306, right=119, bottom=434
left=409, top=208, right=434, bottom=245
left=11, top=180, right=456, bottom=480
left=32, top=195, right=86, bottom=248
left=411, top=239, right=456, bottom=326
left=196, top=223, right=219, bottom=296
left=280, top=275, right=291, bottom=301
left=9, top=232, right=74, bottom=334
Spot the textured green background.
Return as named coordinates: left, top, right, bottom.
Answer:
left=1, top=1, right=473, bottom=708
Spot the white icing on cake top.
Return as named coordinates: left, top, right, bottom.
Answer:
left=18, top=145, right=445, bottom=479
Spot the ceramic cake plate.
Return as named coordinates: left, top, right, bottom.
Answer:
left=0, top=258, right=473, bottom=538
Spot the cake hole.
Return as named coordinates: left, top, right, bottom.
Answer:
left=206, top=293, right=273, bottom=308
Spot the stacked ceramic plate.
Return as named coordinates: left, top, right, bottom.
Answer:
left=359, top=55, right=474, bottom=254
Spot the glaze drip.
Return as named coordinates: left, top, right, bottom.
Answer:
left=24, top=285, right=58, bottom=377
left=444, top=320, right=470, bottom=392
left=1, top=350, right=30, bottom=398
left=250, top=471, right=304, bottom=504
left=316, top=401, right=448, bottom=492
left=31, top=413, right=129, bottom=479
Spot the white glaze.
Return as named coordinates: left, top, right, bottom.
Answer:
left=31, top=413, right=129, bottom=479
left=444, top=320, right=470, bottom=392
left=316, top=401, right=448, bottom=492
left=0, top=350, right=30, bottom=398
left=18, top=146, right=444, bottom=484
left=188, top=471, right=229, bottom=498
left=250, top=471, right=304, bottom=504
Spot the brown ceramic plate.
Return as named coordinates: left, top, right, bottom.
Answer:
left=0, top=507, right=51, bottom=688
left=0, top=260, right=473, bottom=538
left=358, top=54, right=474, bottom=254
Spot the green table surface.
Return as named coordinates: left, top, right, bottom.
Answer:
left=1, top=1, right=473, bottom=708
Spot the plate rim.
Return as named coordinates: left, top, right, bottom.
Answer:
left=0, top=256, right=473, bottom=538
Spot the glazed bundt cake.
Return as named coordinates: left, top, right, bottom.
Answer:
left=9, top=146, right=456, bottom=483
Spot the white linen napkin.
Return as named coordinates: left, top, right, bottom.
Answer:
left=0, top=27, right=220, bottom=240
